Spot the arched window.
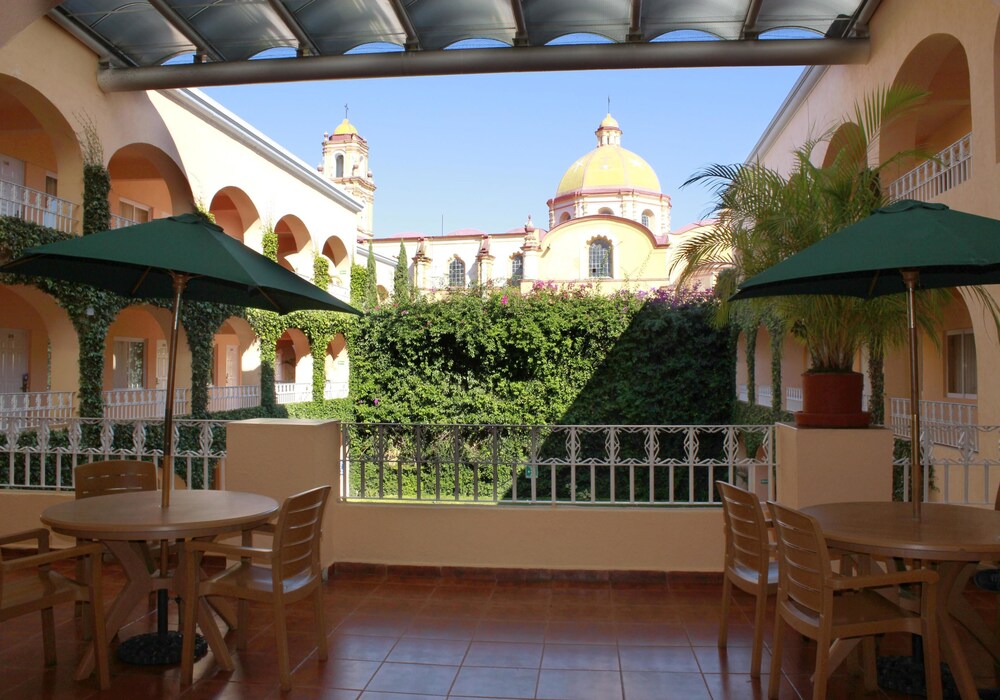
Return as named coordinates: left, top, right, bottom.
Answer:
left=598, top=207, right=614, bottom=216
left=335, top=154, right=345, bottom=178
left=641, top=210, right=653, bottom=229
left=449, top=258, right=466, bottom=288
left=559, top=212, right=571, bottom=223
left=588, top=239, right=612, bottom=278
left=511, top=254, right=524, bottom=282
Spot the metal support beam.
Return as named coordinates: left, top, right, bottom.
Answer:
left=741, top=0, right=763, bottom=39
left=265, top=0, right=319, bottom=57
left=147, top=0, right=224, bottom=62
left=389, top=0, right=420, bottom=50
left=627, top=0, right=643, bottom=42
left=510, top=0, right=529, bottom=46
left=98, top=38, right=869, bottom=93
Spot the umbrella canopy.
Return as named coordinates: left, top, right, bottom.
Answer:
left=731, top=199, right=1000, bottom=519
left=731, top=199, right=1000, bottom=301
left=1, top=213, right=361, bottom=315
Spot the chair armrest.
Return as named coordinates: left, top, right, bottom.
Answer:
left=830, top=567, right=938, bottom=591
left=251, top=523, right=276, bottom=535
left=0, top=527, right=49, bottom=551
left=185, top=540, right=273, bottom=562
left=1, top=542, right=103, bottom=573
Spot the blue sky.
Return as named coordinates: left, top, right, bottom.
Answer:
left=203, top=65, right=804, bottom=237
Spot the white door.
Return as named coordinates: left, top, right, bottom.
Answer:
left=225, top=345, right=238, bottom=386
left=155, top=340, right=168, bottom=389
left=0, top=153, right=25, bottom=218
left=0, top=328, right=29, bottom=393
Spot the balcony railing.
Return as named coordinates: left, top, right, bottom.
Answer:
left=890, top=397, right=978, bottom=450
left=755, top=385, right=772, bottom=408
left=275, top=382, right=314, bottom=404
left=785, top=387, right=802, bottom=413
left=0, top=180, right=78, bottom=234
left=0, top=416, right=226, bottom=490
left=323, top=380, right=348, bottom=400
left=206, top=385, right=261, bottom=412
left=887, top=133, right=971, bottom=202
left=0, top=391, right=76, bottom=429
left=109, top=214, right=139, bottom=229
left=737, top=384, right=748, bottom=402
left=341, top=423, right=776, bottom=506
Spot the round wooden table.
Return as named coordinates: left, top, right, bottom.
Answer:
left=42, top=489, right=278, bottom=675
left=802, top=501, right=1000, bottom=700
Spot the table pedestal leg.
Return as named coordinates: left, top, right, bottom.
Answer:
left=938, top=562, right=981, bottom=700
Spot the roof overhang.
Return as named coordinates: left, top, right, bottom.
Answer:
left=47, top=0, right=881, bottom=92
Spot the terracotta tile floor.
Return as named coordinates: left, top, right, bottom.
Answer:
left=2, top=561, right=999, bottom=699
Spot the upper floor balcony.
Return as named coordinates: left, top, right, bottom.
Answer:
left=887, top=133, right=971, bottom=203
left=0, top=179, right=79, bottom=235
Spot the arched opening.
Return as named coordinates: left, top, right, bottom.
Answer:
left=104, top=304, right=183, bottom=420
left=335, top=153, right=344, bottom=178
left=822, top=122, right=865, bottom=169
left=0, top=74, right=84, bottom=233
left=598, top=207, right=614, bottom=216
left=209, top=187, right=260, bottom=248
left=559, top=212, right=571, bottom=223
left=880, top=34, right=971, bottom=200
left=587, top=238, right=612, bottom=278
left=510, top=254, right=524, bottom=283
left=275, top=328, right=311, bottom=404
left=448, top=258, right=466, bottom=288
left=321, top=234, right=350, bottom=286
left=274, top=214, right=312, bottom=276
left=208, top=316, right=260, bottom=411
left=0, top=285, right=77, bottom=400
left=325, top=333, right=348, bottom=399
left=641, top=210, right=655, bottom=230
left=107, top=143, right=194, bottom=226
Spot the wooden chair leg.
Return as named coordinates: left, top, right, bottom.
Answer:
left=273, top=597, right=291, bottom=692
left=751, top=587, right=767, bottom=678
left=813, top=630, right=831, bottom=700
left=236, top=599, right=250, bottom=650
left=923, top=614, right=943, bottom=700
left=180, top=550, right=199, bottom=686
left=313, top=586, right=327, bottom=662
left=861, top=637, right=877, bottom=691
left=768, top=616, right=784, bottom=699
left=41, top=606, right=57, bottom=666
left=718, top=575, right=731, bottom=648
left=89, top=553, right=110, bottom=690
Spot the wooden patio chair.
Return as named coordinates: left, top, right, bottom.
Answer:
left=0, top=528, right=110, bottom=689
left=766, top=501, right=941, bottom=700
left=716, top=480, right=778, bottom=677
left=181, top=485, right=332, bottom=691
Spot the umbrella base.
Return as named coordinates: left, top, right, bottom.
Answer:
left=795, top=410, right=871, bottom=428
left=116, top=631, right=207, bottom=666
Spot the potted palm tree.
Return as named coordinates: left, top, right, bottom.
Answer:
left=672, top=85, right=944, bottom=428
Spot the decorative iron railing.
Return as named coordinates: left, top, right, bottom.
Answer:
left=340, top=423, right=776, bottom=506
left=893, top=424, right=999, bottom=506
left=0, top=180, right=78, bottom=234
left=887, top=133, right=971, bottom=202
left=0, top=417, right=227, bottom=491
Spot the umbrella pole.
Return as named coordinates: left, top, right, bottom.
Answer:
left=161, top=273, right=188, bottom=510
left=903, top=270, right=922, bottom=519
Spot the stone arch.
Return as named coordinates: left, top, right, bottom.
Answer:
left=822, top=122, right=865, bottom=169
left=107, top=142, right=194, bottom=221
left=211, top=316, right=257, bottom=389
left=321, top=234, right=350, bottom=284
left=274, top=213, right=313, bottom=275
left=0, top=285, right=78, bottom=395
left=208, top=186, right=260, bottom=249
left=880, top=34, right=971, bottom=187
left=105, top=304, right=187, bottom=400
left=0, top=74, right=84, bottom=231
left=275, top=328, right=310, bottom=384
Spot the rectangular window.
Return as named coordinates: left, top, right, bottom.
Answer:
left=120, top=199, right=151, bottom=224
left=113, top=339, right=146, bottom=389
left=946, top=330, right=977, bottom=398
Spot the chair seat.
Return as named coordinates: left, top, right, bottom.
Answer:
left=207, top=562, right=318, bottom=600
left=783, top=589, right=921, bottom=633
left=1, top=570, right=83, bottom=619
left=730, top=560, right=779, bottom=590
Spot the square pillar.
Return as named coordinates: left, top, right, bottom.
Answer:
left=775, top=423, right=893, bottom=508
left=226, top=419, right=340, bottom=567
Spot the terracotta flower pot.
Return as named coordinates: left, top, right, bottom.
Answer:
left=795, top=371, right=870, bottom=428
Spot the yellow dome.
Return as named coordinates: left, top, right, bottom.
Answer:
left=556, top=145, right=660, bottom=196
left=333, top=118, right=358, bottom=135
left=599, top=113, right=619, bottom=129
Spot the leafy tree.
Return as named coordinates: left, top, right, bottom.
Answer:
left=393, top=240, right=410, bottom=302
left=364, top=241, right=377, bottom=311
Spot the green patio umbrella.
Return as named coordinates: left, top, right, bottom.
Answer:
left=731, top=199, right=1000, bottom=518
left=1, top=212, right=362, bottom=510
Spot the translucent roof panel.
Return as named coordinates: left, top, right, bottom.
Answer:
left=50, top=0, right=881, bottom=89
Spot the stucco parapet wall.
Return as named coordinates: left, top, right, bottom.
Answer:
left=159, top=88, right=362, bottom=212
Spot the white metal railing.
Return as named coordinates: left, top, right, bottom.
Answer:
left=323, top=380, right=348, bottom=400
left=206, top=385, right=260, bottom=412
left=109, top=214, right=139, bottom=229
left=275, top=382, right=313, bottom=404
left=0, top=416, right=227, bottom=490
left=0, top=179, right=78, bottom=234
left=0, top=391, right=76, bottom=428
left=102, top=388, right=185, bottom=421
left=340, top=423, right=776, bottom=505
left=737, top=384, right=748, bottom=402
left=755, top=385, right=772, bottom=408
left=785, top=387, right=802, bottom=413
left=890, top=397, right=978, bottom=450
left=887, top=133, right=971, bottom=202
left=894, top=424, right=1000, bottom=506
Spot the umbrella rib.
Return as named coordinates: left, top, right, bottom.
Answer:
left=257, top=286, right=280, bottom=312
left=867, top=270, right=881, bottom=298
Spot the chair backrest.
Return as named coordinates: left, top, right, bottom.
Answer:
left=716, top=481, right=771, bottom=579
left=74, top=460, right=157, bottom=499
left=768, top=501, right=834, bottom=617
left=272, top=486, right=332, bottom=583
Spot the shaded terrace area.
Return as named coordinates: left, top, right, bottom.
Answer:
left=6, top=557, right=998, bottom=700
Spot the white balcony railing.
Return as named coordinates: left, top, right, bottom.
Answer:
left=109, top=214, right=139, bottom=229
left=275, top=382, right=313, bottom=404
left=0, top=179, right=78, bottom=234
left=207, top=385, right=260, bottom=412
left=890, top=397, right=978, bottom=450
left=102, top=388, right=183, bottom=420
left=785, top=387, right=803, bottom=413
left=737, top=384, right=748, bottom=402
left=0, top=391, right=76, bottom=429
left=755, top=385, right=772, bottom=408
left=887, top=133, right=971, bottom=202
left=323, top=380, right=348, bottom=400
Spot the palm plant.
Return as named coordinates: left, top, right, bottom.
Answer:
left=673, top=84, right=946, bottom=421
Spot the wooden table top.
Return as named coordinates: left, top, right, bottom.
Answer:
left=42, top=490, right=279, bottom=540
left=802, top=501, right=1000, bottom=561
